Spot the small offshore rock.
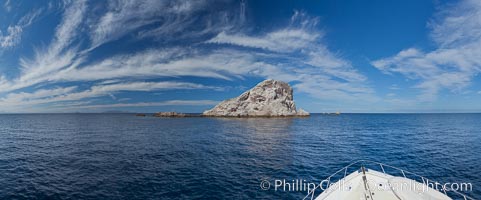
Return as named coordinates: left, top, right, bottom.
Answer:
left=153, top=112, right=188, bottom=117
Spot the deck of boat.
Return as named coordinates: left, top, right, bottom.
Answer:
left=315, top=168, right=451, bottom=200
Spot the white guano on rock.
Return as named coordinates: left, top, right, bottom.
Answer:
left=202, top=79, right=310, bottom=117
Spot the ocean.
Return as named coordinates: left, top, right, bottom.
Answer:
left=0, top=113, right=479, bottom=199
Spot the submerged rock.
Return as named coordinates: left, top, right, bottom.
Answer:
left=203, top=79, right=309, bottom=117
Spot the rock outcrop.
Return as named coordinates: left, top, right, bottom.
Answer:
left=203, top=79, right=309, bottom=117
left=153, top=112, right=188, bottom=117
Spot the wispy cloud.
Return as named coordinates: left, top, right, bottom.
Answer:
left=1, top=86, right=78, bottom=105
left=0, top=1, right=374, bottom=112
left=89, top=0, right=234, bottom=48
left=56, top=48, right=278, bottom=82
left=70, top=100, right=219, bottom=109
left=372, top=0, right=481, bottom=101
left=206, top=11, right=371, bottom=100
left=0, top=81, right=216, bottom=112
left=0, top=7, right=43, bottom=48
left=207, top=11, right=320, bottom=53
left=0, top=0, right=237, bottom=93
left=207, top=29, right=319, bottom=53
left=0, top=26, right=22, bottom=48
left=3, top=0, right=11, bottom=12
left=2, top=1, right=88, bottom=92
left=3, top=100, right=219, bottom=113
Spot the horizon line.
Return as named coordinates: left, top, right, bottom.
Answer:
left=1, top=112, right=481, bottom=114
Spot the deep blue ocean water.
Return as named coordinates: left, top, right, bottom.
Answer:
left=0, top=113, right=480, bottom=199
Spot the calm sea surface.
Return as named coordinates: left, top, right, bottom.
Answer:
left=0, top=114, right=480, bottom=199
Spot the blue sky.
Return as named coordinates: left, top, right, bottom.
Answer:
left=1, top=0, right=481, bottom=113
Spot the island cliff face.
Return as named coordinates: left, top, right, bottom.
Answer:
left=202, top=79, right=309, bottom=117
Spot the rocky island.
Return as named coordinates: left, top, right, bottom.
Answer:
left=202, top=79, right=309, bottom=117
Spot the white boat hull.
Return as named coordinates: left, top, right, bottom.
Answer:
left=315, top=168, right=451, bottom=200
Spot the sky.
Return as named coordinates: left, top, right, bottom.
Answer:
left=1, top=0, right=481, bottom=113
